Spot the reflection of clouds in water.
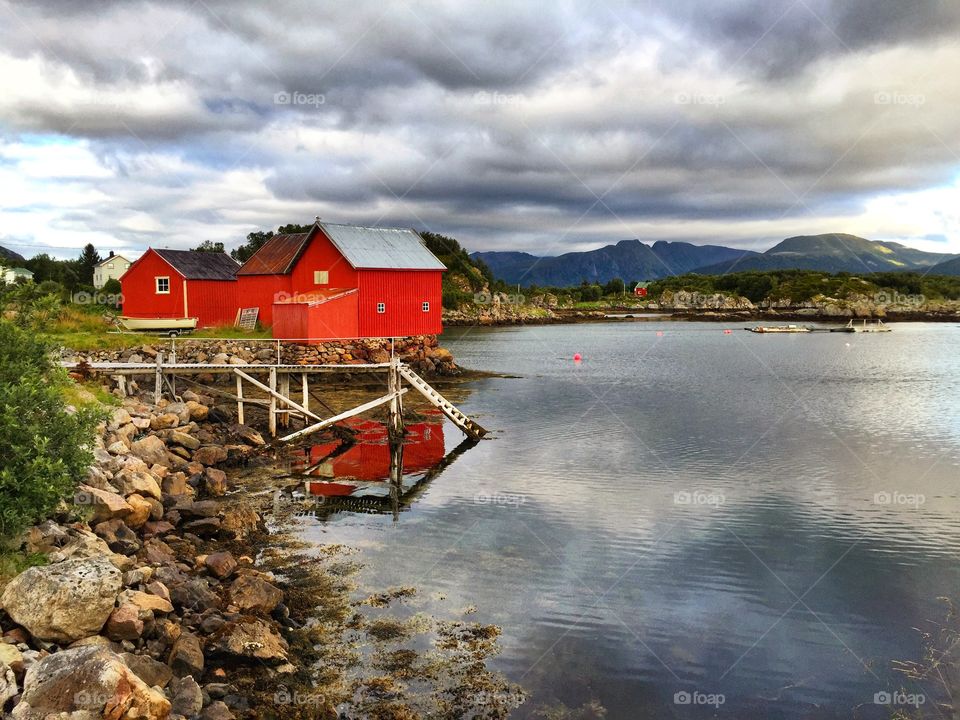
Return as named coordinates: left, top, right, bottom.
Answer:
left=293, top=324, right=960, bottom=718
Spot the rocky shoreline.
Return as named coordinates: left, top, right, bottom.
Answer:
left=0, top=390, right=293, bottom=719
left=442, top=289, right=960, bottom=326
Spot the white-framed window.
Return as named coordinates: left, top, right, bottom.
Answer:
left=155, top=276, right=170, bottom=294
left=376, top=302, right=386, bottom=314
left=107, top=263, right=114, bottom=269
left=422, top=301, right=430, bottom=312
left=313, top=270, right=329, bottom=284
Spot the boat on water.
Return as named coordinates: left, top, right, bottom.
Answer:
left=746, top=324, right=813, bottom=334
left=846, top=319, right=892, bottom=333
left=118, top=316, right=198, bottom=335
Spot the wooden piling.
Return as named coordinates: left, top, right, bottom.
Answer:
left=236, top=374, right=245, bottom=425
left=268, top=367, right=277, bottom=438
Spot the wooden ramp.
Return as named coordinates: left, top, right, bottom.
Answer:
left=399, top=365, right=487, bottom=440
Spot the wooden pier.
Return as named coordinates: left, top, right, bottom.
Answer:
left=63, top=356, right=487, bottom=442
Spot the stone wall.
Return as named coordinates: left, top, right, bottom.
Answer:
left=62, top=335, right=459, bottom=376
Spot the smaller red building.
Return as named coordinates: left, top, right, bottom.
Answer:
left=237, top=222, right=446, bottom=340
left=120, top=249, right=239, bottom=328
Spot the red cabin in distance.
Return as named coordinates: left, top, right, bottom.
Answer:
left=237, top=222, right=446, bottom=340
left=120, top=249, right=239, bottom=328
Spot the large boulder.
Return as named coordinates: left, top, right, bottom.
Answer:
left=1, top=558, right=122, bottom=643
left=76, top=485, right=132, bottom=524
left=130, top=435, right=169, bottom=466
left=11, top=645, right=170, bottom=719
left=209, top=619, right=288, bottom=664
left=228, top=575, right=282, bottom=614
left=193, top=445, right=227, bottom=466
left=113, top=470, right=162, bottom=500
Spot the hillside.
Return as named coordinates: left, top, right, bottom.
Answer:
left=0, top=245, right=25, bottom=262
left=693, top=234, right=955, bottom=275
left=473, top=239, right=756, bottom=286
left=929, top=256, right=960, bottom=276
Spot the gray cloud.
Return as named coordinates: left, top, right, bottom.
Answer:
left=0, top=0, right=958, bottom=257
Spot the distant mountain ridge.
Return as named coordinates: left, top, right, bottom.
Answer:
left=473, top=234, right=958, bottom=286
left=0, top=245, right=25, bottom=262
left=472, top=240, right=755, bottom=286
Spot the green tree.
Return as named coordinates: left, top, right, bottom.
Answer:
left=0, top=321, right=101, bottom=536
left=77, top=244, right=101, bottom=285
left=192, top=240, right=225, bottom=253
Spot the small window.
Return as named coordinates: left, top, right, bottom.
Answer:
left=107, top=263, right=114, bottom=269
left=422, top=301, right=430, bottom=312
left=376, top=302, right=386, bottom=314
left=313, top=270, right=329, bottom=284
left=155, top=276, right=170, bottom=294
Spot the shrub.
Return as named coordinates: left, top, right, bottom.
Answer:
left=0, top=321, right=102, bottom=537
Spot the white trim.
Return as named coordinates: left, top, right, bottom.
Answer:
left=422, top=301, right=430, bottom=312
left=376, top=302, right=386, bottom=314
left=155, top=276, right=170, bottom=294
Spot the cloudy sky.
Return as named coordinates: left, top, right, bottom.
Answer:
left=2, top=0, right=959, bottom=260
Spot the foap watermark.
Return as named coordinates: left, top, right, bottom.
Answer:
left=274, top=90, right=326, bottom=108
left=474, top=489, right=526, bottom=508
left=874, top=491, right=925, bottom=508
left=674, top=91, right=725, bottom=106
left=473, top=90, right=526, bottom=106
left=873, top=690, right=925, bottom=708
left=873, top=291, right=925, bottom=307
left=674, top=690, right=725, bottom=708
left=473, top=291, right=525, bottom=305
left=874, top=91, right=925, bottom=107
left=273, top=688, right=326, bottom=707
left=674, top=490, right=725, bottom=508
left=73, top=690, right=115, bottom=706
left=72, top=291, right=123, bottom=305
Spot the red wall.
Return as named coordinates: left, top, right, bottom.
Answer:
left=357, top=270, right=442, bottom=338
left=187, top=279, right=239, bottom=328
left=236, top=274, right=292, bottom=327
left=121, top=250, right=185, bottom=320
left=272, top=292, right=359, bottom=341
left=290, top=230, right=358, bottom=291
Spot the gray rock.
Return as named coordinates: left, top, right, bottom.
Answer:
left=170, top=675, right=204, bottom=717
left=1, top=558, right=122, bottom=643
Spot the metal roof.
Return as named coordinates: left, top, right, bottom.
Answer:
left=318, top=223, right=445, bottom=270
left=236, top=233, right=310, bottom=275
left=153, top=249, right=239, bottom=280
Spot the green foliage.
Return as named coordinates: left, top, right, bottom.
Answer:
left=192, top=240, right=225, bottom=253
left=0, top=321, right=102, bottom=537
left=101, top=278, right=122, bottom=295
left=77, top=243, right=101, bottom=286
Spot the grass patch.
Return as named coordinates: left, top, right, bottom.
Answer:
left=0, top=550, right=48, bottom=589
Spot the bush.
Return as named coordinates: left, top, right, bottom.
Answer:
left=0, top=321, right=102, bottom=537
left=101, top=278, right=122, bottom=296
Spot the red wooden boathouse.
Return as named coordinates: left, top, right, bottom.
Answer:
left=237, top=222, right=445, bottom=340
left=120, top=249, right=239, bottom=328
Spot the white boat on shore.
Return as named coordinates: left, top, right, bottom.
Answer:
left=118, top=316, right=198, bottom=335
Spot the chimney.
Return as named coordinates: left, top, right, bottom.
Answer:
left=108, top=250, right=114, bottom=258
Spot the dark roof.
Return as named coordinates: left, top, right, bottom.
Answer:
left=236, top=233, right=310, bottom=276
left=236, top=223, right=445, bottom=275
left=154, top=249, right=239, bottom=280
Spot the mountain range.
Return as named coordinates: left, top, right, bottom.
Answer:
left=472, top=234, right=960, bottom=286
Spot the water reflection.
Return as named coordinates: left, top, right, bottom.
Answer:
left=284, top=412, right=478, bottom=519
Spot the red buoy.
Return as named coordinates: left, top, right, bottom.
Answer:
left=573, top=353, right=582, bottom=362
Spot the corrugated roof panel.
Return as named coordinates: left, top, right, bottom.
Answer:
left=236, top=233, right=311, bottom=275
left=318, top=223, right=446, bottom=270
left=153, top=249, right=239, bottom=280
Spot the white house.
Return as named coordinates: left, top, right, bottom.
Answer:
left=93, top=252, right=133, bottom=288
left=1, top=266, right=34, bottom=284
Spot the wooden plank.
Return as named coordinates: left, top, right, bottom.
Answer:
left=236, top=374, right=245, bottom=425
left=268, top=367, right=277, bottom=438
left=398, top=365, right=487, bottom=440
left=232, top=369, right=322, bottom=422
left=280, top=389, right=408, bottom=442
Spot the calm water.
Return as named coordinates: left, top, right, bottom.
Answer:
left=295, top=322, right=960, bottom=718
